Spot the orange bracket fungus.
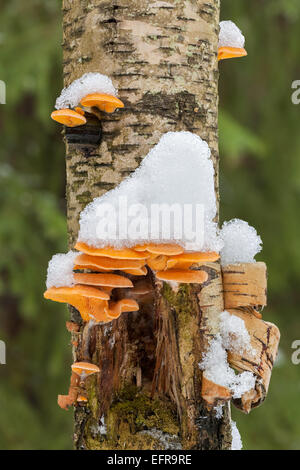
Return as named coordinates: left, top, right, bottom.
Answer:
left=44, top=285, right=110, bottom=323
left=52, top=73, right=123, bottom=127
left=71, top=361, right=100, bottom=382
left=156, top=269, right=208, bottom=284
left=80, top=93, right=124, bottom=114
left=51, top=109, right=87, bottom=127
left=74, top=253, right=146, bottom=272
left=73, top=272, right=133, bottom=288
left=218, top=47, right=247, bottom=61
left=57, top=370, right=80, bottom=411
left=75, top=242, right=147, bottom=260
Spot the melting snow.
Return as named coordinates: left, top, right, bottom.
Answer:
left=219, top=20, right=245, bottom=49
left=231, top=420, right=243, bottom=450
left=199, top=334, right=256, bottom=399
left=220, top=311, right=254, bottom=356
left=55, top=73, right=117, bottom=109
left=220, top=219, right=262, bottom=266
left=78, top=132, right=223, bottom=252
left=46, top=251, right=78, bottom=289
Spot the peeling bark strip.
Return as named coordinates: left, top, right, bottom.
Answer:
left=222, top=262, right=267, bottom=310
left=62, top=0, right=230, bottom=449
left=226, top=308, right=280, bottom=414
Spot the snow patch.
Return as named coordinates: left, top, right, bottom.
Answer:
left=231, top=420, right=243, bottom=450
left=220, top=311, right=254, bottom=356
left=214, top=404, right=224, bottom=419
left=220, top=219, right=262, bottom=266
left=199, top=334, right=255, bottom=399
left=78, top=132, right=223, bottom=252
left=219, top=20, right=245, bottom=49
left=46, top=251, right=78, bottom=289
left=55, top=73, right=117, bottom=109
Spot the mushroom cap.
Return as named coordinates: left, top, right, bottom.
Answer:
left=167, top=251, right=219, bottom=269
left=51, top=109, right=87, bottom=127
left=218, top=46, right=247, bottom=61
left=134, top=243, right=184, bottom=256
left=73, top=272, right=133, bottom=288
left=75, top=242, right=147, bottom=260
left=44, top=285, right=110, bottom=302
left=106, top=299, right=139, bottom=319
left=147, top=254, right=168, bottom=271
left=122, top=267, right=148, bottom=276
left=75, top=107, right=85, bottom=116
left=71, top=362, right=100, bottom=377
left=75, top=253, right=146, bottom=271
left=80, top=93, right=124, bottom=113
left=77, top=395, right=88, bottom=403
left=156, top=269, right=208, bottom=284
left=44, top=285, right=110, bottom=323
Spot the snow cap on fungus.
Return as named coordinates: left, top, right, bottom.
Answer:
left=55, top=73, right=117, bottom=110
left=46, top=251, right=78, bottom=289
left=77, top=132, right=223, bottom=253
left=51, top=109, right=87, bottom=127
left=218, top=21, right=247, bottom=61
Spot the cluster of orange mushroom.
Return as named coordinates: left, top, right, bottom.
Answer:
left=44, top=242, right=219, bottom=409
left=51, top=93, right=124, bottom=128
left=44, top=242, right=219, bottom=325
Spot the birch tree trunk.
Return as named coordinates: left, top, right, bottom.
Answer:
left=62, top=0, right=231, bottom=450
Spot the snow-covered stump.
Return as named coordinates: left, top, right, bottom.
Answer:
left=61, top=0, right=227, bottom=451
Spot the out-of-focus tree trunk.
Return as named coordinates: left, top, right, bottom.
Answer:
left=62, top=0, right=231, bottom=450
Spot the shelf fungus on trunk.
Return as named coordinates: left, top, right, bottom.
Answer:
left=226, top=308, right=280, bottom=414
left=222, top=262, right=267, bottom=311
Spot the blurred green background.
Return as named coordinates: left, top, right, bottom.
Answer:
left=0, top=0, right=299, bottom=450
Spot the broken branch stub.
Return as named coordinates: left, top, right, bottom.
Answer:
left=226, top=308, right=280, bottom=413
left=222, top=262, right=267, bottom=310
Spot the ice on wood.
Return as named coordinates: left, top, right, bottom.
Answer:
left=220, top=311, right=254, bottom=356
left=231, top=420, right=243, bottom=451
left=220, top=219, right=262, bottom=266
left=219, top=20, right=245, bottom=49
left=46, top=251, right=78, bottom=289
left=55, top=73, right=117, bottom=110
left=199, top=334, right=256, bottom=399
left=78, top=132, right=223, bottom=252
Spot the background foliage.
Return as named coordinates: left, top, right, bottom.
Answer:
left=0, top=0, right=299, bottom=450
